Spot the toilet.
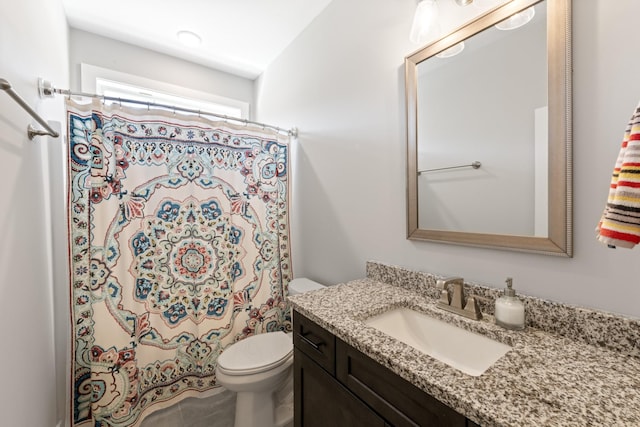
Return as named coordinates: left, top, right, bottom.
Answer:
left=216, top=278, right=325, bottom=427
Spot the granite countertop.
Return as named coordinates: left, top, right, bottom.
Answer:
left=288, top=278, right=640, bottom=427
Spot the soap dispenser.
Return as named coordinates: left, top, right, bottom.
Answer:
left=495, top=277, right=525, bottom=330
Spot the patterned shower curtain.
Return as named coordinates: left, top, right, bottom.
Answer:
left=67, top=99, right=292, bottom=427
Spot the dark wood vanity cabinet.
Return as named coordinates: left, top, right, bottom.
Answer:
left=293, top=310, right=480, bottom=427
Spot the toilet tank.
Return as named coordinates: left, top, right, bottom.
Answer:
left=288, top=278, right=325, bottom=295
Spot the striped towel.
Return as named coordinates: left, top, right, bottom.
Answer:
left=597, top=102, right=640, bottom=248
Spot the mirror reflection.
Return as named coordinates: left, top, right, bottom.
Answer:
left=406, top=0, right=572, bottom=256
left=417, top=2, right=547, bottom=236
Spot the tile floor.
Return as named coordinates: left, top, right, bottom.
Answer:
left=140, top=389, right=236, bottom=427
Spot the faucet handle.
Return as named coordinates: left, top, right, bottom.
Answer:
left=438, top=289, right=451, bottom=305
left=436, top=276, right=464, bottom=289
left=463, top=296, right=483, bottom=320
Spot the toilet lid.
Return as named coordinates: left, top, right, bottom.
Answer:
left=217, top=331, right=293, bottom=375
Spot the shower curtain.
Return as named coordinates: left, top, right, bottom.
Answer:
left=67, top=99, right=292, bottom=427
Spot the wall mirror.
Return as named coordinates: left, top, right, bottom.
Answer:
left=406, top=0, right=572, bottom=256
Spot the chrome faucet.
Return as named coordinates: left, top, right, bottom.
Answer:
left=436, top=277, right=482, bottom=320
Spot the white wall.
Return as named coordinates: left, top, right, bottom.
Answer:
left=0, top=1, right=69, bottom=426
left=256, top=0, right=640, bottom=318
left=69, top=29, right=254, bottom=114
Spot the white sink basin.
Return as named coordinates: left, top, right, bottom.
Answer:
left=364, top=307, right=511, bottom=376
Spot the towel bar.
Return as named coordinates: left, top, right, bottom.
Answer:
left=418, top=161, right=481, bottom=175
left=0, top=78, right=59, bottom=140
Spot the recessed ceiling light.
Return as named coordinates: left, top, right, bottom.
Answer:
left=177, top=30, right=202, bottom=47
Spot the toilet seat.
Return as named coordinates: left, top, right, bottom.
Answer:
left=217, top=331, right=293, bottom=376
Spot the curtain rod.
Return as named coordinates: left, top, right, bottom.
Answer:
left=38, top=79, right=298, bottom=138
left=0, top=78, right=60, bottom=140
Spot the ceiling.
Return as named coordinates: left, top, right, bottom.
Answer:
left=62, top=0, right=333, bottom=80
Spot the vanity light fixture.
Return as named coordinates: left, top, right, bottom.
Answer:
left=410, top=0, right=534, bottom=46
left=495, top=6, right=535, bottom=30
left=410, top=0, right=469, bottom=58
left=410, top=0, right=440, bottom=44
left=176, top=30, right=202, bottom=47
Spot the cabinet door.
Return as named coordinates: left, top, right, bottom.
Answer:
left=294, top=348, right=386, bottom=427
left=336, top=339, right=467, bottom=427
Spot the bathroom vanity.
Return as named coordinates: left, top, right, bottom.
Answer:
left=293, top=310, right=479, bottom=426
left=289, top=262, right=640, bottom=427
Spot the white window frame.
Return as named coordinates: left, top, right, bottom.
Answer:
left=80, top=63, right=250, bottom=119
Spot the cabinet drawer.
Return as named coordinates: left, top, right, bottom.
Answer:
left=336, top=339, right=467, bottom=427
left=293, top=310, right=336, bottom=375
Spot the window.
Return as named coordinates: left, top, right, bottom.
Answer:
left=80, top=63, right=250, bottom=119
left=96, top=78, right=244, bottom=118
